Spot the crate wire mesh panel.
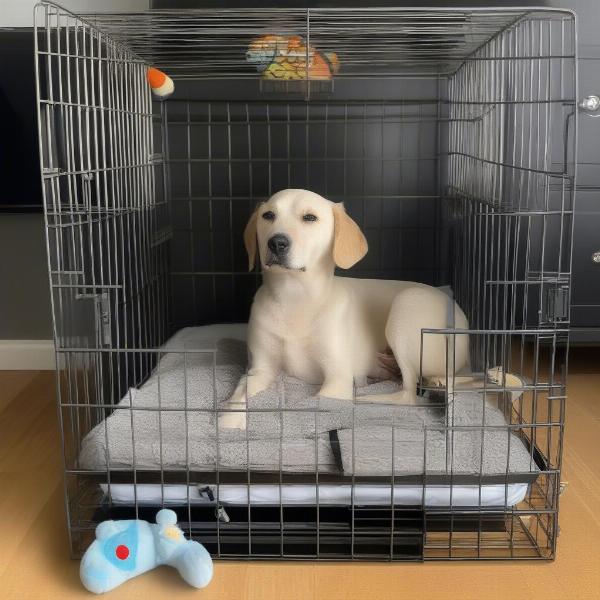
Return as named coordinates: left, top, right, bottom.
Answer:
left=80, top=8, right=529, bottom=79
left=34, top=2, right=576, bottom=561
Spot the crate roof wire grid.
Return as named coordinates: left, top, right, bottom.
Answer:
left=67, top=6, right=577, bottom=80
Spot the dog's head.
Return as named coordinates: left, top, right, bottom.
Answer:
left=243, top=189, right=368, bottom=274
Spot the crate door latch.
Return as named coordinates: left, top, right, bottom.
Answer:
left=95, top=292, right=112, bottom=347
left=543, top=286, right=569, bottom=324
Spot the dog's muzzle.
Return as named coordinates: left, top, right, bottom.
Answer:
left=266, top=233, right=300, bottom=269
left=267, top=234, right=290, bottom=257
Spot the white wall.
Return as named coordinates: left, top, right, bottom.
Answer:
left=0, top=0, right=150, bottom=28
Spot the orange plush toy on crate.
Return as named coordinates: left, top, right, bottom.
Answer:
left=246, top=35, right=339, bottom=80
left=146, top=67, right=175, bottom=98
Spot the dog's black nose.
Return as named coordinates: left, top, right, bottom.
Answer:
left=268, top=234, right=290, bottom=256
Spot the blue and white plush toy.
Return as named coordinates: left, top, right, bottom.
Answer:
left=80, top=509, right=213, bottom=594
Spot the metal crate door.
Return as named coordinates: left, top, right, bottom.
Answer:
left=34, top=2, right=170, bottom=551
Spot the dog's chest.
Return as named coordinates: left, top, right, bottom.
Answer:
left=281, top=336, right=323, bottom=383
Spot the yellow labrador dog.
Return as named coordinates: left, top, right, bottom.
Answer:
left=220, top=189, right=469, bottom=430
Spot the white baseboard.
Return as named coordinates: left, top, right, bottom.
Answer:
left=0, top=340, right=56, bottom=370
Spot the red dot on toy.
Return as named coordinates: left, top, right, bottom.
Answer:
left=115, top=545, right=129, bottom=560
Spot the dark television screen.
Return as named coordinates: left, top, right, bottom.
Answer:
left=0, top=29, right=42, bottom=212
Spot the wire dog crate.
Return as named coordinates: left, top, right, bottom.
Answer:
left=35, top=2, right=577, bottom=561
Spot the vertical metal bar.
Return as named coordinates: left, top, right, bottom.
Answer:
left=34, top=6, right=75, bottom=553
left=279, top=377, right=284, bottom=557
left=206, top=102, right=216, bottom=319
left=157, top=350, right=165, bottom=506
left=227, top=102, right=235, bottom=320
left=422, top=426, right=428, bottom=557
left=266, top=104, right=272, bottom=195
left=325, top=103, right=329, bottom=199
left=389, top=414, right=396, bottom=560
left=343, top=103, right=348, bottom=200
left=213, top=351, right=221, bottom=556
left=305, top=103, right=310, bottom=190
left=186, top=102, right=196, bottom=321
left=305, top=8, right=311, bottom=102
left=183, top=351, right=192, bottom=538
left=161, top=101, right=172, bottom=341
left=350, top=380, right=356, bottom=558
left=286, top=103, right=291, bottom=189
left=362, top=102, right=366, bottom=232
left=245, top=102, right=257, bottom=296
left=477, top=334, right=490, bottom=558
left=315, top=390, right=320, bottom=558
left=561, top=9, right=578, bottom=557
left=246, top=370, right=252, bottom=556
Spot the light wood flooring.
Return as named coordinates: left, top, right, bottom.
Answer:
left=1, top=349, right=599, bottom=599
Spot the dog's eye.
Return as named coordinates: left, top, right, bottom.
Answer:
left=262, top=211, right=275, bottom=221
left=303, top=213, right=318, bottom=222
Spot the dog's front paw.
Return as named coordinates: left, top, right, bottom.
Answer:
left=219, top=407, right=247, bottom=431
left=317, top=381, right=354, bottom=400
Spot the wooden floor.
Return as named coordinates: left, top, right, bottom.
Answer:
left=1, top=350, right=600, bottom=600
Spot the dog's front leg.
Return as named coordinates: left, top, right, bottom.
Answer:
left=219, top=368, right=277, bottom=430
left=220, top=320, right=281, bottom=430
left=317, top=366, right=354, bottom=400
left=315, top=329, right=355, bottom=400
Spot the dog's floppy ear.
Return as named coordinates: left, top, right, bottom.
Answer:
left=244, top=205, right=260, bottom=271
left=332, top=202, right=368, bottom=269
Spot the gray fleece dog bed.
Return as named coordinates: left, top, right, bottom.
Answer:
left=79, top=334, right=538, bottom=479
